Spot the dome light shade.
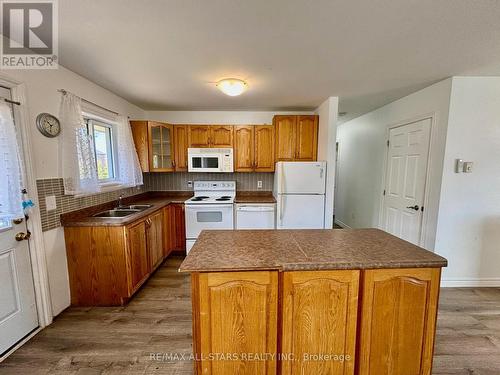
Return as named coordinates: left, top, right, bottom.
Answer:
left=216, top=78, right=248, bottom=96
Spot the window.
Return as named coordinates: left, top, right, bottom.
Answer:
left=85, top=118, right=116, bottom=182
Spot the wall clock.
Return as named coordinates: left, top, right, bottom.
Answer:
left=36, top=113, right=61, bottom=138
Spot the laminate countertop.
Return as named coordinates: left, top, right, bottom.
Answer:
left=61, top=192, right=193, bottom=227
left=179, top=228, right=447, bottom=272
left=234, top=192, right=276, bottom=204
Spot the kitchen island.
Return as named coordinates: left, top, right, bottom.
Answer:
left=179, top=228, right=447, bottom=375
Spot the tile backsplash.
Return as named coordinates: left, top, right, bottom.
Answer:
left=143, top=172, right=274, bottom=192
left=36, top=179, right=145, bottom=232
left=36, top=172, right=274, bottom=232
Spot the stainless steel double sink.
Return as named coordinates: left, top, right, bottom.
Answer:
left=93, top=204, right=153, bottom=218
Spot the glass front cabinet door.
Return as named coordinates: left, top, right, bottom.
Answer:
left=148, top=121, right=175, bottom=172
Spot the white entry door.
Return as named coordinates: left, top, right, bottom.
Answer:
left=0, top=87, right=38, bottom=356
left=381, top=118, right=431, bottom=245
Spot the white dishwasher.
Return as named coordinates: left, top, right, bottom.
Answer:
left=235, top=203, right=276, bottom=229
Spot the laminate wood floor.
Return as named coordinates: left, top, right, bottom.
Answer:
left=1, top=256, right=499, bottom=374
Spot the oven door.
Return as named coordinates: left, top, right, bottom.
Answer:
left=185, top=204, right=234, bottom=239
left=188, top=154, right=222, bottom=172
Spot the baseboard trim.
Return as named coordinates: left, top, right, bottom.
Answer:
left=334, top=219, right=352, bottom=229
left=441, top=278, right=500, bottom=288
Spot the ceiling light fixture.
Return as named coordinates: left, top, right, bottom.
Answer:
left=216, top=78, right=248, bottom=96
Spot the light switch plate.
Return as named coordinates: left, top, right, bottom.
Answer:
left=45, top=195, right=57, bottom=211
left=455, top=159, right=464, bottom=173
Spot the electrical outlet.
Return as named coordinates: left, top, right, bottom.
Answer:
left=45, top=195, right=57, bottom=211
left=257, top=180, right=263, bottom=189
left=187, top=180, right=193, bottom=188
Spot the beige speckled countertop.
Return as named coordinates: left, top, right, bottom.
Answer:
left=61, top=192, right=193, bottom=227
left=179, top=229, right=447, bottom=272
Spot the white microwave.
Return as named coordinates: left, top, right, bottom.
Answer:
left=188, top=148, right=233, bottom=173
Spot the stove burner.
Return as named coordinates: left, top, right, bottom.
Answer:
left=191, top=196, right=209, bottom=201
left=215, top=197, right=231, bottom=201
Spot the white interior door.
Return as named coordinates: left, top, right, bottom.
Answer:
left=0, top=219, right=38, bottom=355
left=0, top=88, right=38, bottom=356
left=381, top=118, right=431, bottom=245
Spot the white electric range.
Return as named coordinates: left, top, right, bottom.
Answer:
left=184, top=181, right=236, bottom=253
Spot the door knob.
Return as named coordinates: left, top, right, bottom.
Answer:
left=15, top=231, right=31, bottom=241
left=406, top=205, right=420, bottom=211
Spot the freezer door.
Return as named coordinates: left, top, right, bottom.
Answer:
left=275, top=161, right=326, bottom=194
left=276, top=194, right=325, bottom=229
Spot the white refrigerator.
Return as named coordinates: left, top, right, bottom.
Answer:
left=273, top=161, right=327, bottom=229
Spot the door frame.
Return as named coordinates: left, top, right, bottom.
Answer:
left=378, top=114, right=435, bottom=248
left=0, top=74, right=53, bottom=352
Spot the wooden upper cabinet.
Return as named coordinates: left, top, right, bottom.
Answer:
left=130, top=120, right=150, bottom=172
left=358, top=268, right=441, bottom=375
left=188, top=125, right=211, bottom=147
left=210, top=125, right=234, bottom=148
left=146, top=210, right=164, bottom=270
left=274, top=115, right=318, bottom=161
left=234, top=126, right=255, bottom=172
left=194, top=271, right=278, bottom=375
left=281, top=270, right=359, bottom=375
left=254, top=125, right=275, bottom=172
left=296, top=115, right=318, bottom=161
left=173, top=125, right=188, bottom=171
left=148, top=122, right=175, bottom=172
left=126, top=221, right=149, bottom=294
left=274, top=115, right=297, bottom=161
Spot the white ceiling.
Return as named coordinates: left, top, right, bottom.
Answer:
left=60, top=0, right=500, bottom=121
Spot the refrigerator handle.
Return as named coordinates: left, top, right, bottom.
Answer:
left=279, top=194, right=285, bottom=223
left=320, top=166, right=324, bottom=179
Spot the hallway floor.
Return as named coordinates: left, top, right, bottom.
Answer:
left=1, top=257, right=500, bottom=374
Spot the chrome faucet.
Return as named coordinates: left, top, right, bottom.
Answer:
left=117, top=194, right=124, bottom=208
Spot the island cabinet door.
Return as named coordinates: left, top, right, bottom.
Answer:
left=193, top=271, right=278, bottom=375
left=357, top=268, right=441, bottom=375
left=281, top=270, right=360, bottom=375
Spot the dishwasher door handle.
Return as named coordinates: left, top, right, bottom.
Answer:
left=237, top=206, right=275, bottom=212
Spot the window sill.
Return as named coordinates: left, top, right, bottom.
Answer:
left=72, top=182, right=142, bottom=198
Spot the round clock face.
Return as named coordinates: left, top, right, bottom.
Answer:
left=36, top=113, right=60, bottom=138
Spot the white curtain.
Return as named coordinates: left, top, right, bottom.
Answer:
left=116, top=115, right=143, bottom=187
left=0, top=102, right=24, bottom=220
left=59, top=92, right=100, bottom=195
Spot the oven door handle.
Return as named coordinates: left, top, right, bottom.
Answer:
left=186, top=205, right=233, bottom=210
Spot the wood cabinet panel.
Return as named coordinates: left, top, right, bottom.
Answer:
left=210, top=125, right=233, bottom=147
left=126, top=221, right=149, bottom=295
left=196, top=271, right=278, bottom=375
left=130, top=121, right=150, bottom=172
left=146, top=210, right=164, bottom=270
left=234, top=125, right=254, bottom=171
left=173, top=125, right=188, bottom=171
left=148, top=121, right=175, bottom=172
left=281, top=270, right=359, bottom=375
left=358, top=268, right=441, bottom=375
left=274, top=115, right=297, bottom=161
left=188, top=125, right=211, bottom=147
left=171, top=203, right=186, bottom=252
left=254, top=125, right=275, bottom=171
left=296, top=115, right=318, bottom=161
left=65, top=226, right=128, bottom=306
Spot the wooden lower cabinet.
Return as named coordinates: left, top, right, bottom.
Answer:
left=126, top=221, right=149, bottom=295
left=357, top=268, right=441, bottom=375
left=191, top=268, right=441, bottom=375
left=146, top=210, right=164, bottom=270
left=281, top=270, right=359, bottom=375
left=192, top=271, right=278, bottom=375
left=65, top=205, right=185, bottom=306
